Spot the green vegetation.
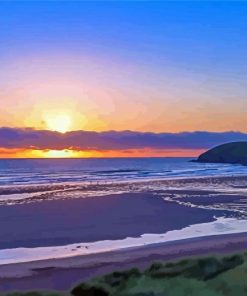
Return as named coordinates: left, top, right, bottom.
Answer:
left=4, top=252, right=247, bottom=296
left=195, top=141, right=247, bottom=165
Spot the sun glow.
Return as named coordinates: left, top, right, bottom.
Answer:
left=43, top=149, right=78, bottom=158
left=44, top=113, right=72, bottom=133
left=0, top=147, right=204, bottom=158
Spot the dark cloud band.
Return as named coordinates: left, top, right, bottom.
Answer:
left=0, top=128, right=247, bottom=151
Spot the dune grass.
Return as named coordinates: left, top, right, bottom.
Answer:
left=3, top=252, right=247, bottom=296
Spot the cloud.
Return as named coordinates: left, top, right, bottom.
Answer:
left=0, top=127, right=247, bottom=151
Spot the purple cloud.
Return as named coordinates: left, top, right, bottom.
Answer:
left=0, top=128, right=247, bottom=151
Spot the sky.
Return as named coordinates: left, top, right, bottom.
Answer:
left=0, top=1, right=247, bottom=158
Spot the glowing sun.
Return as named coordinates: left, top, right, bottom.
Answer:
left=43, top=149, right=77, bottom=158
left=44, top=113, right=72, bottom=133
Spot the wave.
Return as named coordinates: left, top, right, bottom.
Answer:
left=0, top=158, right=246, bottom=187
left=0, top=184, right=78, bottom=195
left=93, top=169, right=141, bottom=174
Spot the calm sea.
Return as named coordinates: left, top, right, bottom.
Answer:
left=0, top=157, right=246, bottom=186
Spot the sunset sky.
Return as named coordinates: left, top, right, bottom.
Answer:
left=1, top=1, right=247, bottom=158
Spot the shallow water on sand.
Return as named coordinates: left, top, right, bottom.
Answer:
left=0, top=158, right=246, bottom=204
left=1, top=217, right=247, bottom=265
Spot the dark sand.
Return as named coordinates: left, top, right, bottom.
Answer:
left=0, top=193, right=228, bottom=249
left=1, top=233, right=247, bottom=292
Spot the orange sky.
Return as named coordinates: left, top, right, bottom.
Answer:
left=0, top=147, right=206, bottom=159
left=1, top=53, right=247, bottom=135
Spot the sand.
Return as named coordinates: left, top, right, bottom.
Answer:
left=1, top=232, right=247, bottom=292
left=0, top=192, right=228, bottom=249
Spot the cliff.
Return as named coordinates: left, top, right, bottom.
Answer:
left=195, top=142, right=247, bottom=165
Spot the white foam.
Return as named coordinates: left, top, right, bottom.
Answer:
left=1, top=217, right=247, bottom=265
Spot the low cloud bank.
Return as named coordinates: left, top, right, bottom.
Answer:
left=0, top=128, right=247, bottom=151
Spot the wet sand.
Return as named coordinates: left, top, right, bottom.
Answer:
left=1, top=232, right=247, bottom=292
left=0, top=192, right=228, bottom=249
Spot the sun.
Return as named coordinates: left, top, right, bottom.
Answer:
left=43, top=149, right=77, bottom=158
left=44, top=113, right=72, bottom=133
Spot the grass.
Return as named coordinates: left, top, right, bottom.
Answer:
left=3, top=252, right=247, bottom=296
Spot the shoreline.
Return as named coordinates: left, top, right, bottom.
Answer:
left=1, top=216, right=247, bottom=266
left=2, top=232, right=247, bottom=291
left=1, top=173, right=247, bottom=207
left=0, top=192, right=228, bottom=250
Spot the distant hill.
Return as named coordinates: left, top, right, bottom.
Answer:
left=194, top=142, right=247, bottom=165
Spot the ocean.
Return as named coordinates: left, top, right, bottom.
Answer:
left=0, top=157, right=246, bottom=203
left=0, top=157, right=246, bottom=186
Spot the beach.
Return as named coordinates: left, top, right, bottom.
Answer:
left=0, top=192, right=229, bottom=250
left=2, top=232, right=247, bottom=292
left=0, top=159, right=247, bottom=292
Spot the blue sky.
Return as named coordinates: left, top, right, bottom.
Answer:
left=1, top=1, right=247, bottom=71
